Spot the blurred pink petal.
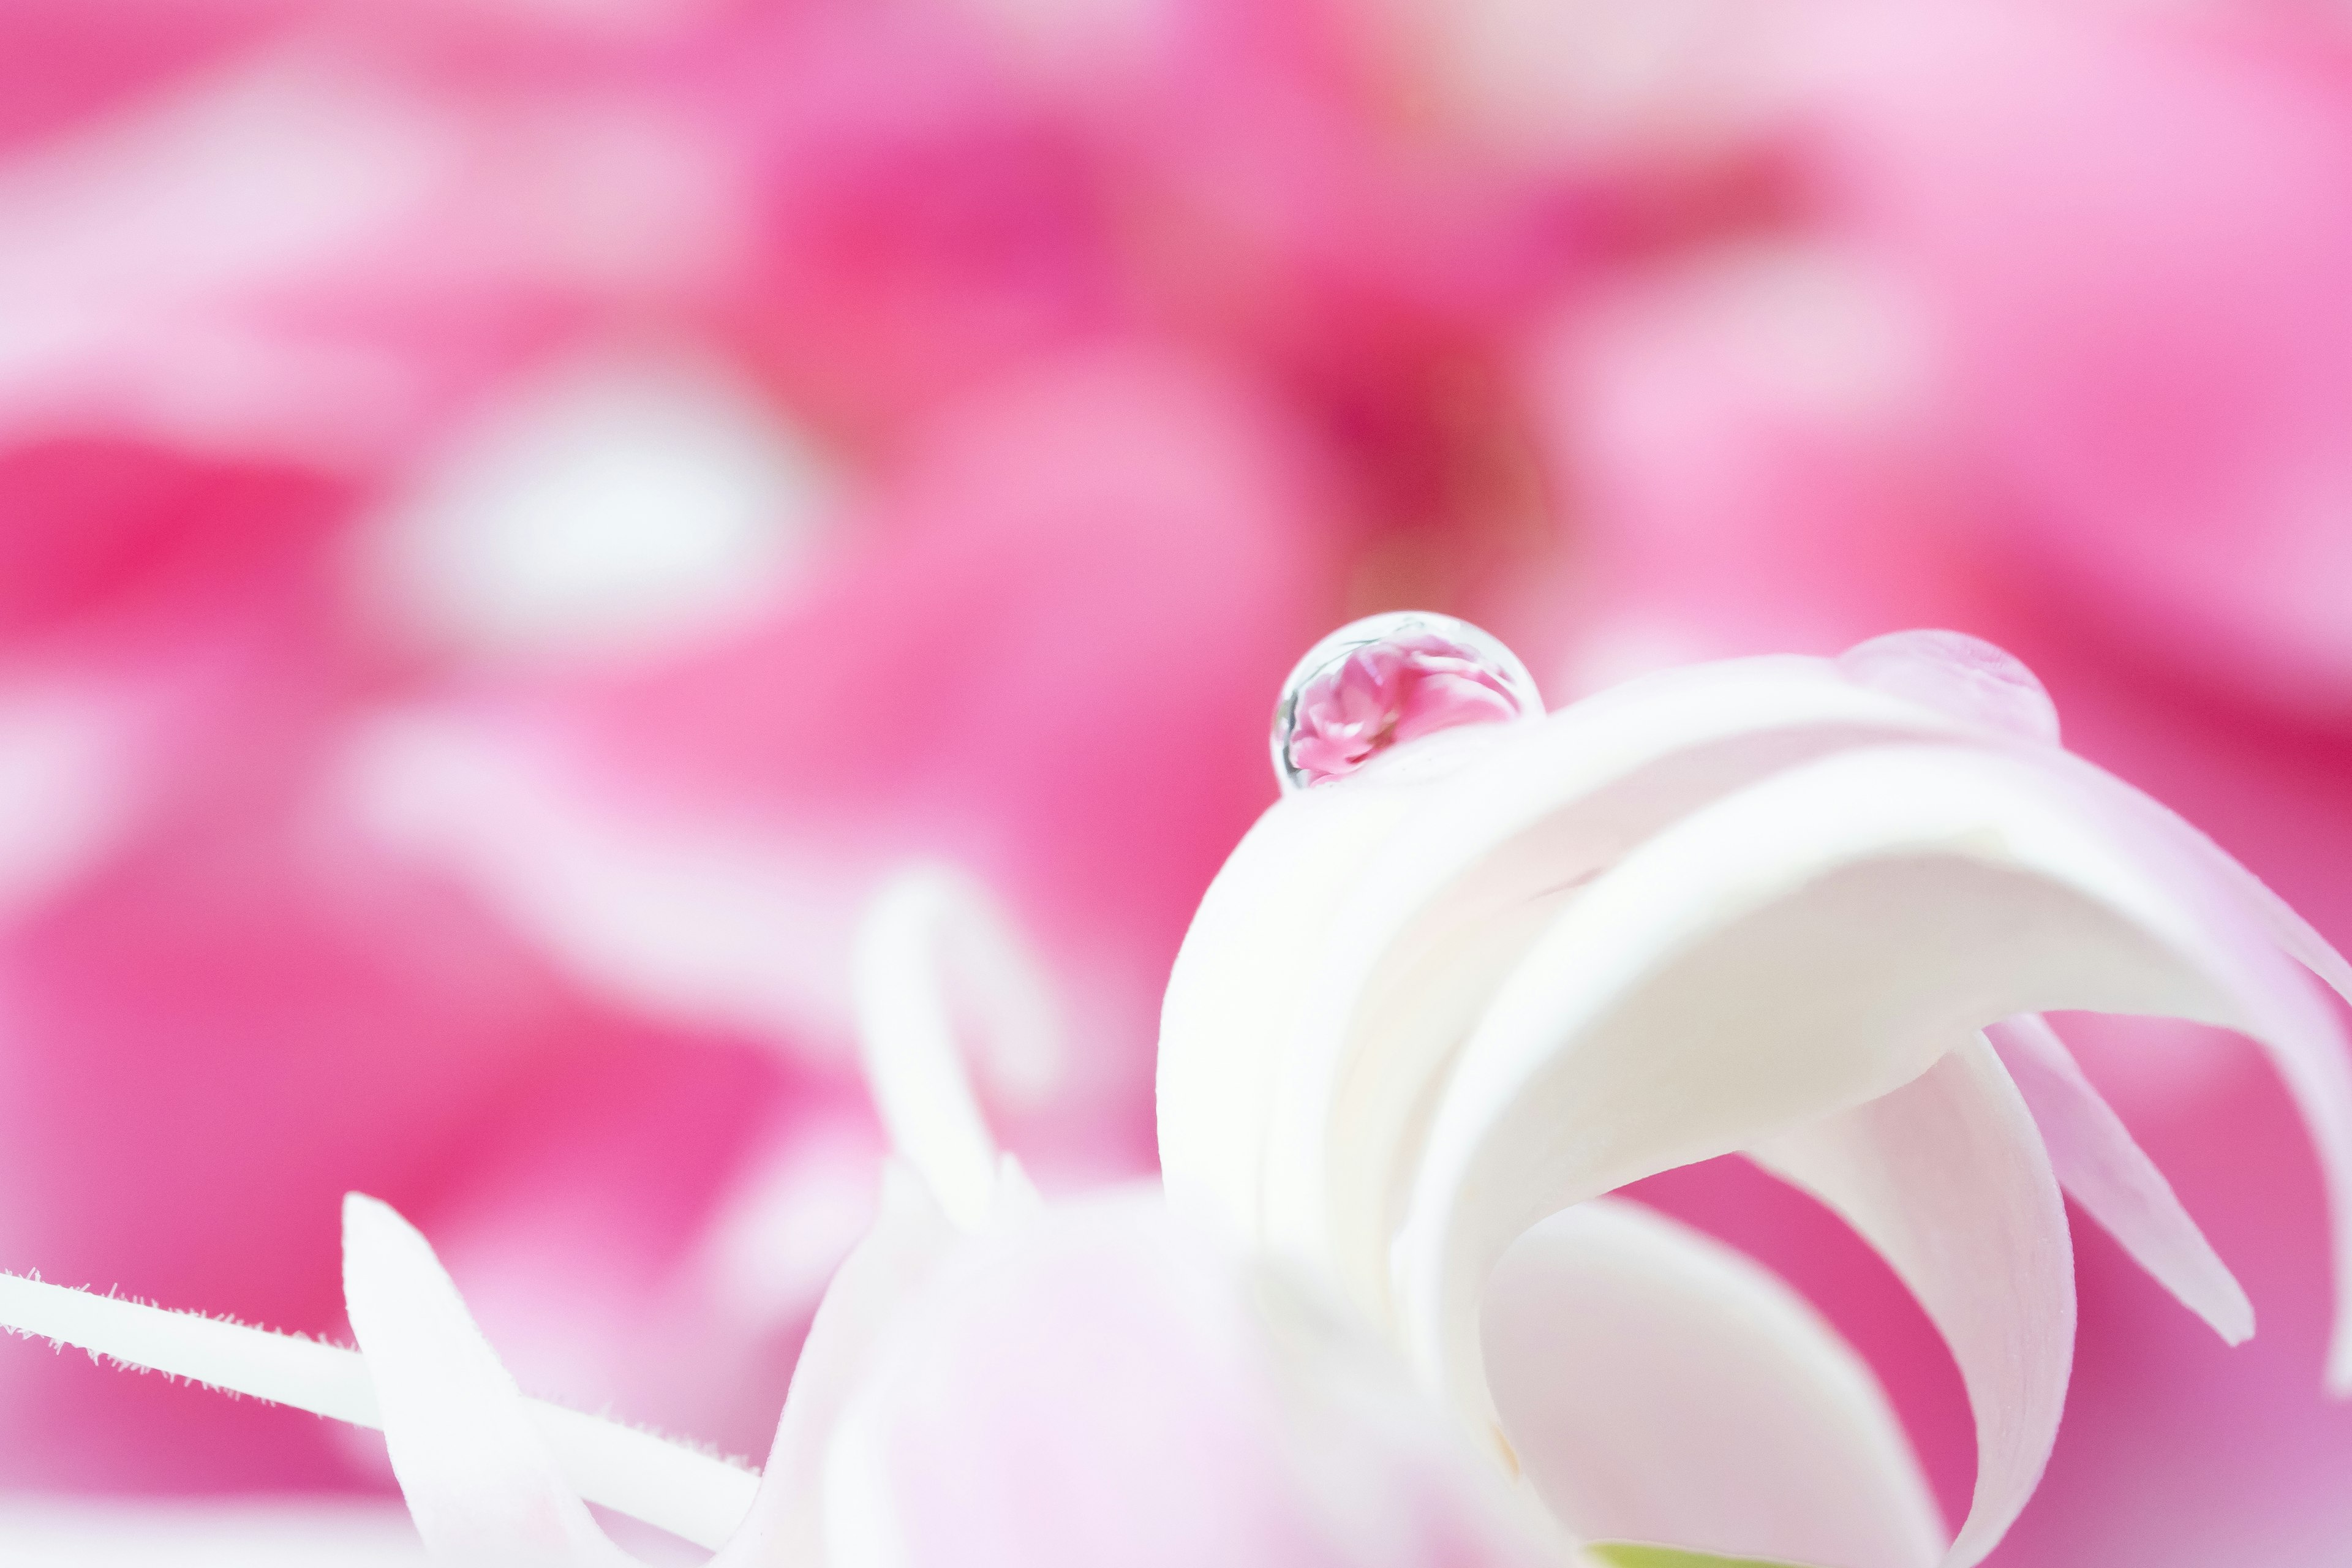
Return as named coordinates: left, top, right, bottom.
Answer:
left=417, top=349, right=1346, bottom=1172
left=0, top=0, right=2346, bottom=1559
left=701, top=2, right=1121, bottom=437
left=0, top=429, right=813, bottom=1485
left=1526, top=242, right=1978, bottom=684
left=1803, top=0, right=2352, bottom=715
left=0, top=2, right=295, bottom=151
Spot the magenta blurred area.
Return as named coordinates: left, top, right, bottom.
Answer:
left=1, top=0, right=2350, bottom=1561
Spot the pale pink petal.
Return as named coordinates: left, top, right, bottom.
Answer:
left=712, top=1163, right=958, bottom=1567
left=1751, top=1039, right=2071, bottom=1568
left=340, top=1194, right=635, bottom=1568
left=821, top=1190, right=1552, bottom=1568
left=2034, top=750, right=2352, bottom=1390
left=1988, top=1013, right=2252, bottom=1345
left=1483, top=1196, right=1943, bottom=1568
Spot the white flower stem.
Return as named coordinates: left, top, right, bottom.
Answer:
left=0, top=1272, right=758, bottom=1550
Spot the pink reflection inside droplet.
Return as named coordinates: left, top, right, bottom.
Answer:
left=1285, top=630, right=1527, bottom=786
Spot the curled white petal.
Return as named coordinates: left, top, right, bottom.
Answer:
left=1171, top=658, right=1966, bottom=1269
left=1391, top=743, right=2233, bottom=1417
left=1988, top=1013, right=2252, bottom=1344
left=714, top=1163, right=958, bottom=1566
left=1752, top=1039, right=2070, bottom=1568
left=2039, top=751, right=2352, bottom=1390
left=1484, top=1197, right=1943, bottom=1568
left=1159, top=780, right=1430, bottom=1233
left=1162, top=649, right=2352, bottom=1439
left=1166, top=657, right=1969, bottom=1262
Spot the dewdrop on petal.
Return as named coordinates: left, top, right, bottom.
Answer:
left=1272, top=612, right=1543, bottom=793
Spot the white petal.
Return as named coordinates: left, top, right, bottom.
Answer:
left=2041, top=750, right=2352, bottom=1391
left=1751, top=1040, right=2071, bottom=1568
left=1164, top=656, right=1969, bottom=1265
left=1160, top=777, right=1428, bottom=1233
left=341, top=1194, right=635, bottom=1568
left=1483, top=1197, right=1942, bottom=1568
left=1988, top=1013, right=2252, bottom=1343
left=714, top=1161, right=959, bottom=1566
left=1390, top=743, right=2285, bottom=1453
left=1159, top=646, right=2352, bottom=1468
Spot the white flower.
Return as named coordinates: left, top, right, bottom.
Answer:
left=1160, top=628, right=2352, bottom=1565
left=6, top=630, right=2348, bottom=1568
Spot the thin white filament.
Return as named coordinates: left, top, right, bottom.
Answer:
left=853, top=865, right=1060, bottom=1229
left=0, top=1273, right=758, bottom=1550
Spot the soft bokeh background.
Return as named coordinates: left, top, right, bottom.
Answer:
left=4, top=0, right=2351, bottom=1562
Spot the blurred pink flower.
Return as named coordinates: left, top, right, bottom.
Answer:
left=1, top=0, right=2350, bottom=1561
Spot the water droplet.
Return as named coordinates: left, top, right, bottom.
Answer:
left=1837, top=629, right=2060, bottom=743
left=1272, top=612, right=1542, bottom=793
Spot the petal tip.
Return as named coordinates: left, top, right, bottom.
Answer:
left=340, top=1193, right=414, bottom=1264
left=2215, top=1290, right=2256, bottom=1348
left=2326, top=1343, right=2352, bottom=1400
